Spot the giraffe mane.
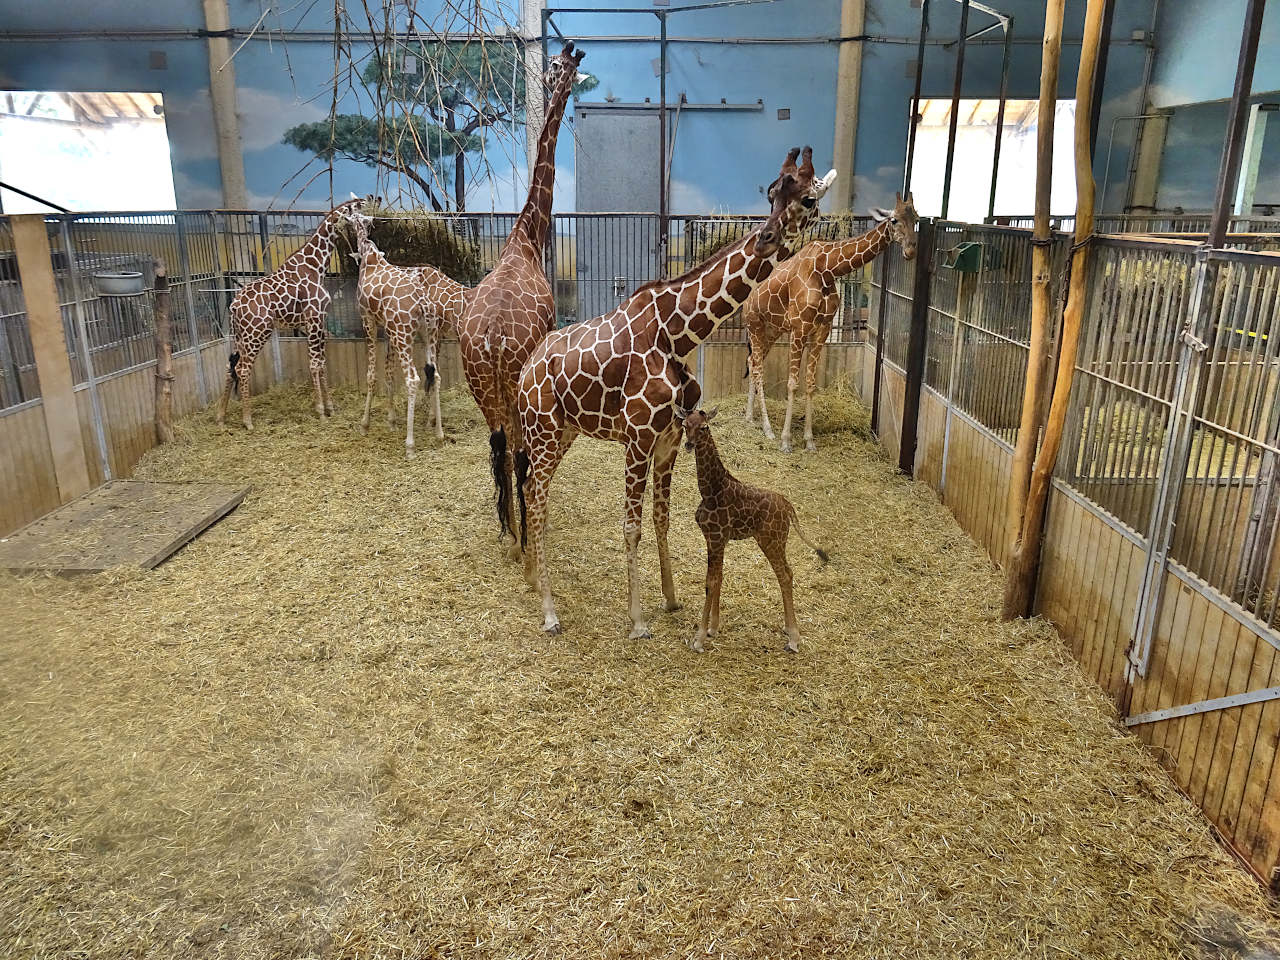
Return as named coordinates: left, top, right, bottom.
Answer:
left=629, top=229, right=757, bottom=300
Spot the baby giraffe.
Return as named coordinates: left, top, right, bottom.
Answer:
left=679, top=407, right=828, bottom=654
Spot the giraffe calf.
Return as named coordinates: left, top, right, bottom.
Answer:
left=678, top=407, right=828, bottom=654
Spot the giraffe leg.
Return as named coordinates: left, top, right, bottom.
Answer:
left=216, top=354, right=235, bottom=426
left=779, top=337, right=804, bottom=454
left=306, top=323, right=328, bottom=420
left=651, top=429, right=681, bottom=613
left=360, top=319, right=377, bottom=435
left=623, top=446, right=654, bottom=640
left=689, top=538, right=723, bottom=654
left=759, top=533, right=800, bottom=653
left=804, top=332, right=826, bottom=452
left=384, top=337, right=398, bottom=429
left=745, top=339, right=757, bottom=423
left=524, top=427, right=573, bottom=633
left=234, top=340, right=263, bottom=432
left=319, top=365, right=334, bottom=417
left=754, top=342, right=776, bottom=440
left=428, top=324, right=444, bottom=440
left=392, top=332, right=419, bottom=459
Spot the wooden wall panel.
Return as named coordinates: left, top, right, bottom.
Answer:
left=0, top=403, right=61, bottom=536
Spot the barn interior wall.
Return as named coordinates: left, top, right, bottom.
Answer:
left=1, top=0, right=1153, bottom=217
left=1146, top=3, right=1280, bottom=214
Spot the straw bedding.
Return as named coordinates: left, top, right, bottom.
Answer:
left=2, top=383, right=1279, bottom=959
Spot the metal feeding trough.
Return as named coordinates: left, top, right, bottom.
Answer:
left=940, top=242, right=1002, bottom=273
left=92, top=271, right=145, bottom=297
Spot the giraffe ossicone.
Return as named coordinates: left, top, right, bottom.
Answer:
left=744, top=191, right=919, bottom=452
left=516, top=146, right=835, bottom=640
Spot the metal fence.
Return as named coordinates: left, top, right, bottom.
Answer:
left=990, top=213, right=1280, bottom=239
left=0, top=219, right=37, bottom=409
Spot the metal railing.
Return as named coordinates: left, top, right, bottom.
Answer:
left=0, top=218, right=38, bottom=410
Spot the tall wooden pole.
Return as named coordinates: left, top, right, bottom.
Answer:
left=153, top=260, right=174, bottom=444
left=1003, top=0, right=1065, bottom=559
left=1003, top=0, right=1107, bottom=619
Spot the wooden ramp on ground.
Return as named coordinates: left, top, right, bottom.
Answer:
left=0, top=480, right=250, bottom=574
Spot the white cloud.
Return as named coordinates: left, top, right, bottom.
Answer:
left=669, top=178, right=715, bottom=216
left=164, top=86, right=327, bottom=161
left=171, top=168, right=278, bottom=210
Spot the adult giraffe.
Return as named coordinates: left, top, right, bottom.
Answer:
left=458, top=41, right=584, bottom=551
left=347, top=208, right=468, bottom=457
left=743, top=192, right=918, bottom=452
left=217, top=198, right=363, bottom=430
left=516, top=147, right=837, bottom=638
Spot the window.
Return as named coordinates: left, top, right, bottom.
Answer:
left=0, top=92, right=177, bottom=213
left=907, top=97, right=1077, bottom=222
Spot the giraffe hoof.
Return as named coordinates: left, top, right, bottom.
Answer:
left=783, top=636, right=800, bottom=654
left=805, top=441, right=817, bottom=453
left=543, top=619, right=563, bottom=636
left=780, top=441, right=794, bottom=454
left=763, top=429, right=776, bottom=441
left=685, top=635, right=706, bottom=653
left=628, top=625, right=652, bottom=641
left=405, top=447, right=416, bottom=461
left=664, top=600, right=682, bottom=613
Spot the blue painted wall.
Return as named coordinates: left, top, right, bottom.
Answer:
left=0, top=0, right=1158, bottom=215
left=1146, top=2, right=1280, bottom=212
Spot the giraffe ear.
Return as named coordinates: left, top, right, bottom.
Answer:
left=870, top=207, right=891, bottom=222
left=706, top=406, right=719, bottom=422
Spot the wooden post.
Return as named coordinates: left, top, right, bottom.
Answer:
left=153, top=260, right=175, bottom=444
left=1003, top=0, right=1106, bottom=620
left=11, top=214, right=92, bottom=501
left=899, top=217, right=935, bottom=476
left=1003, top=0, right=1065, bottom=566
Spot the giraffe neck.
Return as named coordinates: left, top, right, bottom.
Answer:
left=284, top=210, right=344, bottom=276
left=817, top=219, right=895, bottom=278
left=692, top=430, right=733, bottom=500
left=655, top=232, right=782, bottom=359
left=509, top=70, right=576, bottom=257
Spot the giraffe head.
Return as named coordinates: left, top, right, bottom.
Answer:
left=759, top=146, right=837, bottom=259
left=544, top=41, right=586, bottom=95
left=677, top=406, right=719, bottom=452
left=870, top=192, right=919, bottom=261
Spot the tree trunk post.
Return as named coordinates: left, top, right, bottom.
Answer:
left=1003, top=0, right=1065, bottom=573
left=153, top=259, right=175, bottom=444
left=1002, top=0, right=1106, bottom=620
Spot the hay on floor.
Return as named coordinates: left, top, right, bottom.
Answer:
left=1, top=382, right=1278, bottom=959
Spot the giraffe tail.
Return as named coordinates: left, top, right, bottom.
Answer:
left=490, top=428, right=514, bottom=542
left=514, top=447, right=530, bottom=550
left=228, top=351, right=241, bottom=398
left=788, top=503, right=829, bottom=564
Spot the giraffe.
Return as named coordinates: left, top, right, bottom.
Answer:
left=347, top=209, right=469, bottom=458
left=457, top=41, right=585, bottom=553
left=515, top=147, right=837, bottom=638
left=678, top=406, right=827, bottom=654
left=216, top=198, right=363, bottom=430
left=743, top=192, right=918, bottom=453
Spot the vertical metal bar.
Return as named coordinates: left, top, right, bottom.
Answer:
left=903, top=0, right=930, bottom=195
left=59, top=217, right=111, bottom=481
left=259, top=212, right=283, bottom=383
left=940, top=0, right=971, bottom=220
left=174, top=214, right=208, bottom=404
left=987, top=19, right=1013, bottom=221
left=1088, top=0, right=1115, bottom=163
left=1209, top=0, right=1267, bottom=249
left=208, top=211, right=229, bottom=341
left=1131, top=250, right=1214, bottom=677
left=658, top=11, right=669, bottom=278
left=871, top=253, right=890, bottom=436
left=900, top=217, right=936, bottom=475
